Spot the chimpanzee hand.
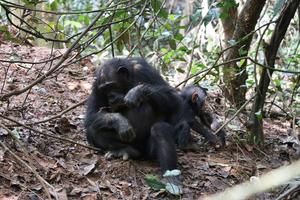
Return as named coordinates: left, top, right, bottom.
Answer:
left=119, top=125, right=136, bottom=142
left=123, top=85, right=145, bottom=107
left=113, top=113, right=136, bottom=142
left=96, top=113, right=136, bottom=142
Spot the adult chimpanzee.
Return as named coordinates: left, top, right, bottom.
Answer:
left=180, top=85, right=226, bottom=146
left=84, top=57, right=191, bottom=173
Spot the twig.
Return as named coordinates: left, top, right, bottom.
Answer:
left=213, top=93, right=256, bottom=135
left=204, top=159, right=300, bottom=200
left=0, top=114, right=101, bottom=152
left=0, top=5, right=107, bottom=100
left=276, top=183, right=300, bottom=200
left=0, top=139, right=55, bottom=199
left=28, top=98, right=87, bottom=125
left=0, top=172, right=43, bottom=199
left=0, top=0, right=139, bottom=15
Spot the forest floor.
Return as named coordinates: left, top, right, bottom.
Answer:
left=0, top=43, right=299, bottom=200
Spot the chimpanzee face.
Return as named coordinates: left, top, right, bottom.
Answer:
left=192, top=87, right=207, bottom=110
left=180, top=85, right=207, bottom=116
left=95, top=61, right=135, bottom=111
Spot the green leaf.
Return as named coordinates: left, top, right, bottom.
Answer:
left=168, top=14, right=176, bottom=21
left=165, top=183, right=182, bottom=195
left=164, top=23, right=172, bottom=31
left=274, top=79, right=282, bottom=87
left=169, top=39, right=176, bottom=50
left=158, top=9, right=168, bottom=19
left=144, top=175, right=166, bottom=190
left=151, top=0, right=168, bottom=18
left=246, top=79, right=254, bottom=87
left=116, top=39, right=124, bottom=53
left=151, top=0, right=161, bottom=13
left=176, top=68, right=185, bottom=73
left=255, top=111, right=263, bottom=120
left=0, top=25, right=8, bottom=32
left=50, top=0, right=58, bottom=11
left=238, top=48, right=247, bottom=56
left=174, top=33, right=184, bottom=41
left=218, top=0, right=238, bottom=20
left=238, top=59, right=246, bottom=68
left=12, top=128, right=21, bottom=139
left=64, top=20, right=82, bottom=29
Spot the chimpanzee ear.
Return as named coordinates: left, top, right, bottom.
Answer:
left=191, top=92, right=198, bottom=103
left=117, top=66, right=130, bottom=78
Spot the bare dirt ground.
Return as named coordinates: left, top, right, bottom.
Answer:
left=0, top=43, right=298, bottom=200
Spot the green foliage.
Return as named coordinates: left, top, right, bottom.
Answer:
left=144, top=175, right=166, bottom=190
left=151, top=0, right=168, bottom=19
left=0, top=25, right=20, bottom=43
left=218, top=0, right=238, bottom=19
left=203, top=8, right=220, bottom=25
left=255, top=110, right=263, bottom=121
left=0, top=0, right=298, bottom=110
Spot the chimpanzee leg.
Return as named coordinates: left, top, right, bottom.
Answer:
left=146, top=122, right=177, bottom=172
left=87, top=125, right=128, bottom=150
left=174, top=121, right=192, bottom=147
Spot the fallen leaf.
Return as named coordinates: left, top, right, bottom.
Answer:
left=67, top=82, right=79, bottom=90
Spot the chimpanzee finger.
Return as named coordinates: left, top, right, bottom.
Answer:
left=119, top=127, right=136, bottom=142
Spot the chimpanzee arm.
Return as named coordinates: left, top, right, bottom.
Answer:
left=198, top=111, right=214, bottom=127
left=85, top=82, right=108, bottom=128
left=91, top=112, right=136, bottom=142
left=198, top=111, right=226, bottom=145
left=85, top=82, right=135, bottom=144
left=124, top=84, right=182, bottom=114
left=192, top=117, right=218, bottom=144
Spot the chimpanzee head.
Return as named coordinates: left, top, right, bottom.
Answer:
left=180, top=85, right=207, bottom=116
left=94, top=58, right=136, bottom=108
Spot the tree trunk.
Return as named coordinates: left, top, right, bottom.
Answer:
left=249, top=0, right=300, bottom=145
left=221, top=0, right=266, bottom=107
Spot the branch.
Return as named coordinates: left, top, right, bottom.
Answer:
left=28, top=98, right=87, bottom=125
left=204, top=159, right=300, bottom=200
left=0, top=114, right=101, bottom=152
left=213, top=93, right=256, bottom=135
left=0, top=5, right=106, bottom=100
left=0, top=124, right=56, bottom=199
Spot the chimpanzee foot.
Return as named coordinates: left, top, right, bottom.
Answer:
left=162, top=169, right=183, bottom=195
left=105, top=150, right=129, bottom=160
left=105, top=147, right=140, bottom=161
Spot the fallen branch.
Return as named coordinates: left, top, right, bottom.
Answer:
left=0, top=139, right=56, bottom=199
left=204, top=159, right=300, bottom=200
left=0, top=114, right=101, bottom=152
left=28, top=98, right=87, bottom=125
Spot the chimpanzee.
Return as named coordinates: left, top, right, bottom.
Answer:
left=180, top=85, right=226, bottom=146
left=84, top=57, right=192, bottom=173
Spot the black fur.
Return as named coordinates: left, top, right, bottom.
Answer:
left=180, top=85, right=226, bottom=145
left=85, top=57, right=191, bottom=172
